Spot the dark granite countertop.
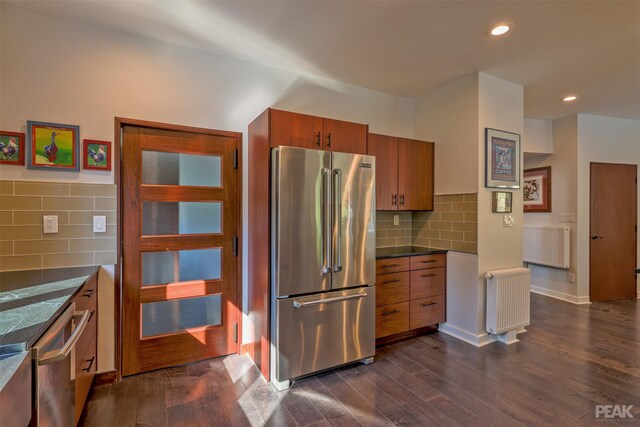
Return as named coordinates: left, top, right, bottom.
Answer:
left=0, top=266, right=99, bottom=356
left=376, top=246, right=448, bottom=259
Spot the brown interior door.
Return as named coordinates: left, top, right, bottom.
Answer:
left=322, top=118, right=368, bottom=154
left=398, top=138, right=434, bottom=211
left=590, top=162, right=637, bottom=301
left=367, top=133, right=398, bottom=210
left=270, top=109, right=322, bottom=149
left=122, top=123, right=240, bottom=376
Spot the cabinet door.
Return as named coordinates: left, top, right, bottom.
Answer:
left=270, top=109, right=322, bottom=149
left=322, top=118, right=367, bottom=154
left=398, top=138, right=434, bottom=211
left=367, top=133, right=398, bottom=210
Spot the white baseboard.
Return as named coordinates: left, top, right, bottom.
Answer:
left=438, top=323, right=496, bottom=347
left=530, top=285, right=591, bottom=305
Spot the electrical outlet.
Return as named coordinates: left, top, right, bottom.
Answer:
left=568, top=272, right=576, bottom=283
left=393, top=215, right=399, bottom=226
left=503, top=215, right=514, bottom=227
left=43, top=215, right=58, bottom=234
left=559, top=213, right=575, bottom=223
left=93, top=215, right=107, bottom=233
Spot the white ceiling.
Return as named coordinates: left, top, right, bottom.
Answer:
left=11, top=0, right=640, bottom=120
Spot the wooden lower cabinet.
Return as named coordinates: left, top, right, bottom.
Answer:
left=74, top=273, right=98, bottom=424
left=375, top=254, right=446, bottom=343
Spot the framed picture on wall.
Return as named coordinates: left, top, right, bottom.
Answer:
left=83, top=139, right=112, bottom=171
left=492, top=191, right=513, bottom=213
left=523, top=166, right=552, bottom=212
left=485, top=128, right=520, bottom=188
left=27, top=120, right=80, bottom=172
left=0, top=131, right=25, bottom=166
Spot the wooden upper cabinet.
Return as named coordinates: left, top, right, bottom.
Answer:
left=368, top=133, right=398, bottom=210
left=270, top=109, right=322, bottom=149
left=398, top=138, right=434, bottom=211
left=322, top=118, right=367, bottom=154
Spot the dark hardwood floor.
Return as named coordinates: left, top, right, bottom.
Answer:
left=80, top=294, right=639, bottom=426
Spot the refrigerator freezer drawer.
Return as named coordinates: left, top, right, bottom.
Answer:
left=273, top=287, right=375, bottom=383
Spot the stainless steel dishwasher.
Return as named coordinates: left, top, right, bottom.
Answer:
left=32, top=303, right=90, bottom=426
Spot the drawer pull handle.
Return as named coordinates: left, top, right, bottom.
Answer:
left=382, top=279, right=400, bottom=284
left=382, top=309, right=400, bottom=316
left=420, top=274, right=437, bottom=278
left=83, top=356, right=95, bottom=372
left=88, top=310, right=95, bottom=322
left=420, top=260, right=437, bottom=263
left=422, top=302, right=436, bottom=307
left=82, top=289, right=95, bottom=298
left=381, top=264, right=400, bottom=268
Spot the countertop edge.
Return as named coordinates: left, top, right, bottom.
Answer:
left=376, top=247, right=448, bottom=260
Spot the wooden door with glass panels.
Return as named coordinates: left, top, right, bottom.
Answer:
left=122, top=123, right=240, bottom=376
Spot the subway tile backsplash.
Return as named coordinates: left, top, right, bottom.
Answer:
left=376, top=193, right=478, bottom=254
left=0, top=180, right=117, bottom=271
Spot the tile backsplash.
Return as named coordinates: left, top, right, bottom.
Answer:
left=376, top=193, right=478, bottom=254
left=0, top=180, right=117, bottom=271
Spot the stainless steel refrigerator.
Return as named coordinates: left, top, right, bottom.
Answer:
left=270, top=146, right=376, bottom=390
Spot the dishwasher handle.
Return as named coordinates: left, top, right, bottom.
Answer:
left=38, top=310, right=91, bottom=366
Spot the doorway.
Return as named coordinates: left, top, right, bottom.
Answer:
left=120, top=120, right=241, bottom=376
left=590, top=162, right=637, bottom=302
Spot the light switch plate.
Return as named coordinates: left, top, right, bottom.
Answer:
left=393, top=215, right=399, bottom=226
left=43, top=215, right=58, bottom=233
left=93, top=215, right=107, bottom=233
left=558, top=213, right=575, bottom=223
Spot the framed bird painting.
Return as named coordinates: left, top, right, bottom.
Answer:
left=83, top=139, right=111, bottom=171
left=27, top=120, right=80, bottom=172
left=0, top=131, right=25, bottom=166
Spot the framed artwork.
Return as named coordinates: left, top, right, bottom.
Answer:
left=0, top=131, right=25, bottom=166
left=523, top=166, right=552, bottom=212
left=27, top=120, right=80, bottom=172
left=83, top=140, right=112, bottom=171
left=485, top=128, right=520, bottom=188
left=492, top=191, right=512, bottom=213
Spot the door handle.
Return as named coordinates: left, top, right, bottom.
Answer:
left=293, top=291, right=367, bottom=308
left=381, top=263, right=400, bottom=268
left=400, top=194, right=405, bottom=206
left=591, top=235, right=604, bottom=240
left=82, top=356, right=96, bottom=372
left=421, top=302, right=436, bottom=307
left=316, top=131, right=321, bottom=147
left=327, top=132, right=331, bottom=148
left=38, top=310, right=91, bottom=365
left=322, top=168, right=332, bottom=274
left=421, top=274, right=437, bottom=278
left=333, top=169, right=343, bottom=273
left=392, top=194, right=397, bottom=206
left=382, top=309, right=400, bottom=316
left=382, top=279, right=400, bottom=284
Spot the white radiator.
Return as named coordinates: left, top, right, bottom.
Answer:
left=523, top=225, right=570, bottom=269
left=485, top=268, right=530, bottom=335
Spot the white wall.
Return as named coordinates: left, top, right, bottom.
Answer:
left=413, top=74, right=479, bottom=195
left=523, top=119, right=553, bottom=154
left=0, top=3, right=414, bottom=371
left=576, top=114, right=640, bottom=299
left=523, top=116, right=581, bottom=302
left=477, top=73, right=524, bottom=334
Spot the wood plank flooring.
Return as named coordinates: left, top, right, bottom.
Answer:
left=80, top=294, right=639, bottom=426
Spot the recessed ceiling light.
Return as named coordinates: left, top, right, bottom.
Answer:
left=489, top=23, right=512, bottom=36
left=562, top=95, right=578, bottom=102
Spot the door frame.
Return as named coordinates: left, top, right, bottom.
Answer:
left=588, top=161, right=637, bottom=301
left=113, top=117, right=243, bottom=381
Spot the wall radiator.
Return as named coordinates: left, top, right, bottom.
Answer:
left=523, top=225, right=570, bottom=269
left=485, top=268, right=530, bottom=335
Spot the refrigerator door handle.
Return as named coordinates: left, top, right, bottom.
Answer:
left=292, top=291, right=367, bottom=308
left=333, top=168, right=343, bottom=273
left=322, top=168, right=332, bottom=274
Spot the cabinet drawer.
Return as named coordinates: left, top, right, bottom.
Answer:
left=75, top=274, right=97, bottom=312
left=75, top=293, right=97, bottom=364
left=376, top=257, right=410, bottom=275
left=376, top=272, right=410, bottom=306
left=410, top=254, right=446, bottom=270
left=410, top=295, right=445, bottom=329
left=376, top=302, right=410, bottom=338
left=410, top=267, right=445, bottom=300
left=75, top=336, right=97, bottom=424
